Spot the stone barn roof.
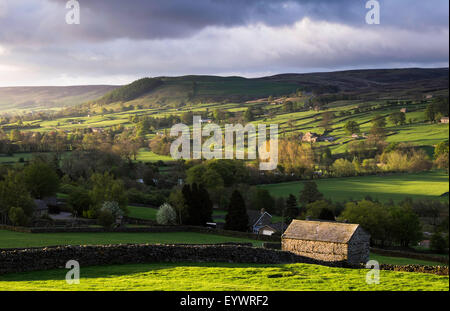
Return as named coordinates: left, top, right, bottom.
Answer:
left=282, top=220, right=362, bottom=244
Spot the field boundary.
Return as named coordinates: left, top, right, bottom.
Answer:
left=0, top=224, right=280, bottom=242
left=1, top=244, right=447, bottom=276
left=371, top=247, right=449, bottom=265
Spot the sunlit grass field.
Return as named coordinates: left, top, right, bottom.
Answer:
left=0, top=262, right=447, bottom=291
left=258, top=171, right=449, bottom=203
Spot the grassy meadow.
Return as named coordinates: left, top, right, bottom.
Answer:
left=258, top=171, right=449, bottom=203
left=127, top=206, right=158, bottom=221
left=0, top=262, right=447, bottom=291
left=0, top=230, right=262, bottom=249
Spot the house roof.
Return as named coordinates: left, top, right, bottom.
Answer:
left=34, top=199, right=48, bottom=211
left=269, top=222, right=288, bottom=233
left=247, top=210, right=272, bottom=227
left=43, top=196, right=58, bottom=206
left=282, top=219, right=361, bottom=244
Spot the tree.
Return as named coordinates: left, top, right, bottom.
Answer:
left=372, top=115, right=387, bottom=128
left=434, top=141, right=449, bottom=159
left=101, top=201, right=124, bottom=219
left=305, top=200, right=335, bottom=220
left=278, top=138, right=315, bottom=176
left=425, top=103, right=436, bottom=122
left=283, top=101, right=294, bottom=113
left=97, top=209, right=115, bottom=229
left=249, top=188, right=275, bottom=214
left=389, top=111, right=406, bottom=125
left=0, top=171, right=34, bottom=218
left=244, top=108, right=254, bottom=122
left=8, top=207, right=29, bottom=226
left=344, top=121, right=360, bottom=135
left=299, top=181, right=323, bottom=206
left=181, top=111, right=194, bottom=124
left=320, top=111, right=334, bottom=132
left=389, top=205, right=422, bottom=247
left=67, top=186, right=92, bottom=216
left=318, top=208, right=336, bottom=221
left=21, top=161, right=60, bottom=199
left=435, top=152, right=449, bottom=172
left=186, top=165, right=225, bottom=204
left=339, top=200, right=390, bottom=246
left=156, top=203, right=177, bottom=225
left=430, top=231, right=447, bottom=253
left=88, top=172, right=128, bottom=217
left=275, top=197, right=285, bottom=216
left=168, top=187, right=187, bottom=224
left=224, top=190, right=249, bottom=232
left=182, top=183, right=212, bottom=226
left=331, top=158, right=357, bottom=177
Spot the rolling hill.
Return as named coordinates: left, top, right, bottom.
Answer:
left=89, top=68, right=449, bottom=108
left=1, top=68, right=447, bottom=113
left=0, top=85, right=120, bottom=112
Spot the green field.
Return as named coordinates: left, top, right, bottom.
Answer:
left=370, top=254, right=447, bottom=266
left=1, top=229, right=446, bottom=267
left=258, top=171, right=449, bottom=203
left=128, top=206, right=158, bottom=221
left=135, top=148, right=174, bottom=162
left=0, top=262, right=447, bottom=291
left=0, top=230, right=262, bottom=249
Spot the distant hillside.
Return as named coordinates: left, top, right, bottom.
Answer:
left=91, top=68, right=449, bottom=107
left=92, top=78, right=164, bottom=106
left=1, top=68, right=447, bottom=112
left=0, top=85, right=120, bottom=112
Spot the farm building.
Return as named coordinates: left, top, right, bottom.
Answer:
left=301, top=132, right=319, bottom=143
left=248, top=209, right=272, bottom=234
left=33, top=199, right=49, bottom=217
left=282, top=220, right=370, bottom=264
left=440, top=117, right=449, bottom=124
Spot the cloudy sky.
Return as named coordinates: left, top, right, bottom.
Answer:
left=0, top=0, right=448, bottom=86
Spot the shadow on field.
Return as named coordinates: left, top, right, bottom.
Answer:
left=0, top=262, right=277, bottom=282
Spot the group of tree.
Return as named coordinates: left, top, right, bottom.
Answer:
left=0, top=160, right=60, bottom=226
left=425, top=97, right=449, bottom=122
left=339, top=199, right=423, bottom=247
left=180, top=183, right=213, bottom=225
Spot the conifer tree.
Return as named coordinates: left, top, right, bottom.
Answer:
left=225, top=190, right=249, bottom=232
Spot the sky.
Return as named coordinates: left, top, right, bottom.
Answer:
left=0, top=0, right=448, bottom=86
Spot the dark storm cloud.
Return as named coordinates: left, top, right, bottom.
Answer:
left=2, top=0, right=448, bottom=44
left=0, top=0, right=448, bottom=86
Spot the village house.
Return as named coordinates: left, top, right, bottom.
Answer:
left=90, top=127, right=104, bottom=133
left=248, top=209, right=272, bottom=234
left=257, top=223, right=288, bottom=236
left=440, top=117, right=449, bottom=124
left=282, top=220, right=370, bottom=264
left=199, top=118, right=213, bottom=124
left=247, top=209, right=287, bottom=236
left=301, top=132, right=319, bottom=143
left=400, top=108, right=407, bottom=113
left=33, top=199, right=49, bottom=217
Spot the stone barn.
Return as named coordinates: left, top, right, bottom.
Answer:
left=282, top=220, right=370, bottom=264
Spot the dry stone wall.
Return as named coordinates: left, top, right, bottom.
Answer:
left=0, top=244, right=345, bottom=275
left=0, top=244, right=447, bottom=276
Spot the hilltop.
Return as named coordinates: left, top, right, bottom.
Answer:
left=1, top=68, right=447, bottom=113
left=87, top=68, right=449, bottom=108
